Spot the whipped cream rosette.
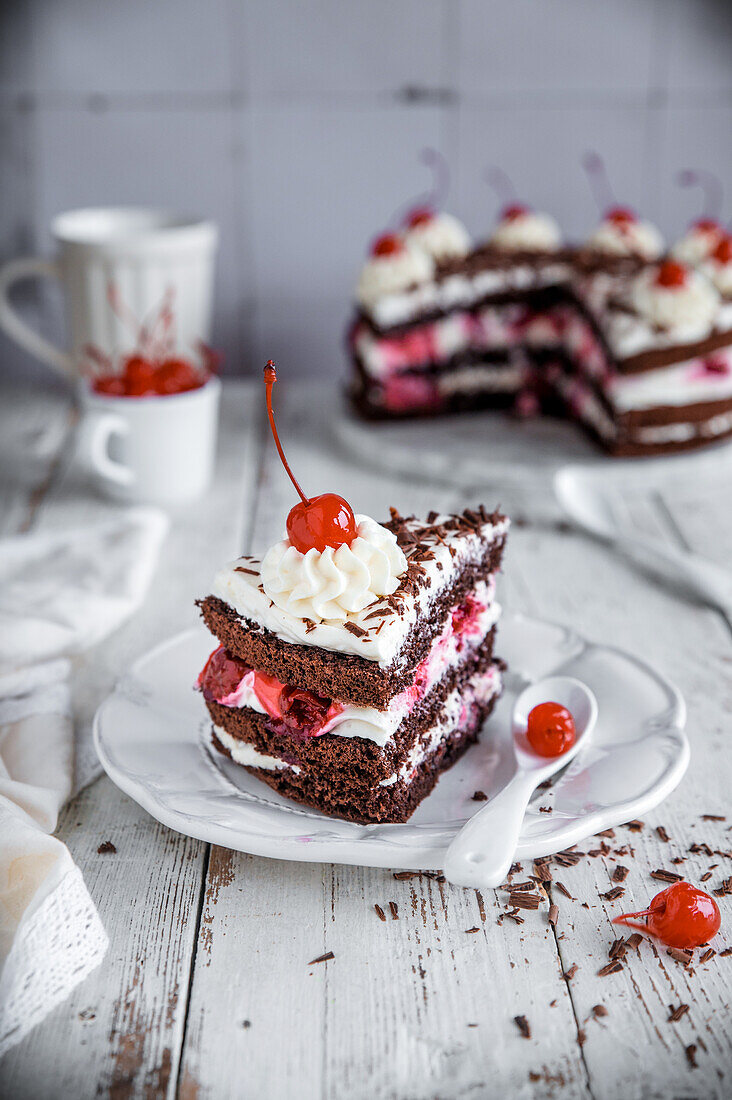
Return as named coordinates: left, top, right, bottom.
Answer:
left=491, top=208, right=561, bottom=252
left=587, top=216, right=663, bottom=260
left=261, top=514, right=407, bottom=622
left=630, top=264, right=720, bottom=337
left=404, top=212, right=471, bottom=262
left=356, top=242, right=434, bottom=309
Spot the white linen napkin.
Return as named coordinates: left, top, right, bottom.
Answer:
left=0, top=509, right=168, bottom=1057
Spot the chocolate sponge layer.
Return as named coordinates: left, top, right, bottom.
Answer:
left=198, top=528, right=506, bottom=709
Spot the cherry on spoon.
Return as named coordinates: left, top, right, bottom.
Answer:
left=443, top=676, right=598, bottom=889
left=263, top=362, right=357, bottom=553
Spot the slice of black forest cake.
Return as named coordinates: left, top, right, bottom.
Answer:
left=196, top=363, right=509, bottom=823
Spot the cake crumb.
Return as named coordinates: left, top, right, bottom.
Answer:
left=97, top=841, right=116, bottom=854
left=471, top=790, right=488, bottom=802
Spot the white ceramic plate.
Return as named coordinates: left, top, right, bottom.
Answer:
left=94, top=614, right=689, bottom=870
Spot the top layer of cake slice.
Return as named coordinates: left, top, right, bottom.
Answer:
left=198, top=506, right=508, bottom=709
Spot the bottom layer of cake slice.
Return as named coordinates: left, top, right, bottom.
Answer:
left=209, top=660, right=502, bottom=824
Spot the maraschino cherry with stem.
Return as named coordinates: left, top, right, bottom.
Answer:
left=403, top=148, right=451, bottom=229
left=582, top=151, right=638, bottom=230
left=677, top=168, right=724, bottom=235
left=263, top=361, right=358, bottom=554
left=485, top=166, right=529, bottom=223
left=612, top=881, right=721, bottom=950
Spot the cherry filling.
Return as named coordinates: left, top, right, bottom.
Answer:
left=198, top=646, right=343, bottom=741
left=451, top=593, right=486, bottom=637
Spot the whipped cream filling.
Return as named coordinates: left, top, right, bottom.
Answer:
left=437, top=363, right=528, bottom=396
left=609, top=347, right=732, bottom=412
left=213, top=515, right=509, bottom=668
left=209, top=581, right=500, bottom=746
left=587, top=218, right=664, bottom=260
left=356, top=245, right=434, bottom=310
left=405, top=213, right=471, bottom=261
left=491, top=211, right=561, bottom=252
left=213, top=725, right=301, bottom=773
left=261, top=514, right=406, bottom=622
left=379, top=663, right=502, bottom=787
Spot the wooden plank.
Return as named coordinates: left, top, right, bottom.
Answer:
left=178, top=384, right=592, bottom=1100
left=0, top=381, right=264, bottom=1097
left=0, top=780, right=206, bottom=1100
left=500, top=485, right=732, bottom=1099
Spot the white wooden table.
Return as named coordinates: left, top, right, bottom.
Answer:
left=1, top=378, right=731, bottom=1100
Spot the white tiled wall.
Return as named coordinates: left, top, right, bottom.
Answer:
left=1, top=0, right=731, bottom=382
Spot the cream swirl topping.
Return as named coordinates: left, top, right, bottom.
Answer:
left=491, top=211, right=561, bottom=252
left=261, top=514, right=407, bottom=622
left=588, top=218, right=663, bottom=260
left=700, top=255, right=732, bottom=297
left=356, top=245, right=434, bottom=309
left=405, top=213, right=471, bottom=262
left=630, top=265, right=720, bottom=335
left=672, top=224, right=725, bottom=267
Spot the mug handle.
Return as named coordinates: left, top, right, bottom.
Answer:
left=0, top=257, right=75, bottom=376
left=83, top=411, right=135, bottom=487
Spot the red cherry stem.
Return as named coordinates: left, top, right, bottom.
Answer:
left=390, top=147, right=451, bottom=228
left=611, top=907, right=653, bottom=933
left=485, top=166, right=517, bottom=207
left=677, top=169, right=723, bottom=221
left=263, top=361, right=309, bottom=506
left=582, top=151, right=616, bottom=214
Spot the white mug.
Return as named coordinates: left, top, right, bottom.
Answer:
left=0, top=207, right=218, bottom=378
left=78, top=375, right=221, bottom=505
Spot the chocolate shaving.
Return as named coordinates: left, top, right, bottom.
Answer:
left=608, top=938, right=627, bottom=960
left=509, top=892, right=542, bottom=910
left=668, top=1003, right=689, bottom=1023
left=685, top=1044, right=697, bottom=1068
left=362, top=607, right=390, bottom=621
left=713, top=876, right=732, bottom=896
left=344, top=622, right=367, bottom=638
left=612, top=865, right=629, bottom=883
left=600, top=886, right=625, bottom=901
left=534, top=861, right=552, bottom=883
left=374, top=904, right=386, bottom=922
left=625, top=820, right=644, bottom=832
left=656, top=826, right=670, bottom=842
left=554, top=849, right=583, bottom=867
left=702, top=814, right=726, bottom=821
left=689, top=842, right=713, bottom=856
left=563, top=964, right=578, bottom=980
left=666, top=947, right=693, bottom=966
left=597, top=960, right=623, bottom=976
left=650, top=869, right=683, bottom=883
left=554, top=882, right=574, bottom=900
left=699, top=948, right=715, bottom=964
left=234, top=566, right=259, bottom=576
left=626, top=933, right=643, bottom=951
left=718, top=947, right=732, bottom=957
left=596, top=828, right=616, bottom=838
left=97, top=840, right=116, bottom=854
left=392, top=870, right=445, bottom=882
left=471, top=790, right=488, bottom=802
left=389, top=901, right=399, bottom=920
left=464, top=926, right=480, bottom=934
left=513, top=1015, right=531, bottom=1039
left=308, top=951, right=334, bottom=965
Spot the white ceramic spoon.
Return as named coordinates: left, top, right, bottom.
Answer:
left=444, top=676, right=598, bottom=889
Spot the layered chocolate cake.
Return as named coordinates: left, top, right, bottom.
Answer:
left=348, top=189, right=732, bottom=456
left=196, top=364, right=509, bottom=824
